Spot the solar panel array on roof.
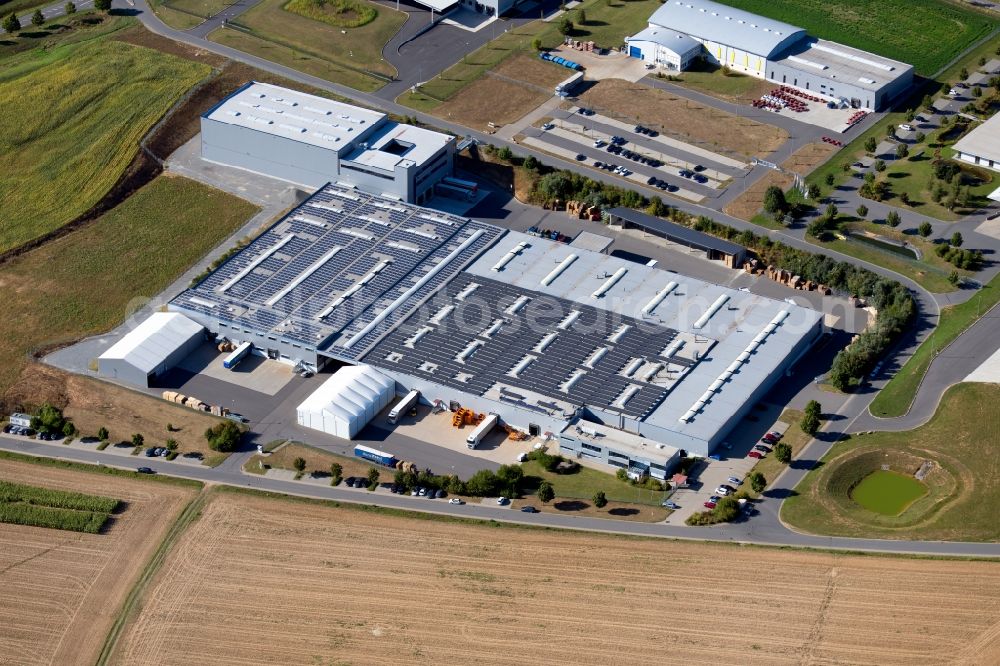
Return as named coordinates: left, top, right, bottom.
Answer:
left=363, top=274, right=692, bottom=420
left=170, top=183, right=502, bottom=356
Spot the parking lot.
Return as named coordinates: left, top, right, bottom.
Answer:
left=520, top=105, right=752, bottom=203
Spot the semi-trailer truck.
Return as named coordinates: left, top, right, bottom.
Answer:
left=388, top=390, right=420, bottom=425
left=223, top=341, right=252, bottom=370
left=466, top=413, right=499, bottom=449
left=354, top=444, right=398, bottom=467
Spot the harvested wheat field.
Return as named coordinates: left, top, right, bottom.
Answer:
left=433, top=76, right=548, bottom=129
left=578, top=79, right=788, bottom=158
left=111, top=491, right=1000, bottom=665
left=782, top=140, right=839, bottom=175
left=0, top=458, right=198, bottom=666
left=492, top=53, right=570, bottom=89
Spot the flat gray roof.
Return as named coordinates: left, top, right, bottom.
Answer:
left=649, top=0, right=806, bottom=59
left=607, top=207, right=744, bottom=256
left=204, top=82, right=385, bottom=151
left=954, top=114, right=1000, bottom=163
left=775, top=39, right=912, bottom=94
left=343, top=121, right=454, bottom=172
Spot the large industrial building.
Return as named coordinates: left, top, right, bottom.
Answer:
left=98, top=312, right=205, bottom=387
left=165, top=182, right=823, bottom=471
left=625, top=0, right=913, bottom=111
left=201, top=82, right=455, bottom=204
left=953, top=114, right=1000, bottom=173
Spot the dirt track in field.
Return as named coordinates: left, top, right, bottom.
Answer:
left=0, top=460, right=197, bottom=666
left=111, top=492, right=1000, bottom=665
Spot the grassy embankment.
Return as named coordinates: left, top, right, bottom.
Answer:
left=207, top=0, right=404, bottom=92
left=783, top=383, right=1000, bottom=541
left=869, top=272, right=1000, bottom=417
left=0, top=38, right=209, bottom=254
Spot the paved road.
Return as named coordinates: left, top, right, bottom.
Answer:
left=10, top=0, right=1000, bottom=551
left=1, top=0, right=95, bottom=32
left=3, top=435, right=998, bottom=556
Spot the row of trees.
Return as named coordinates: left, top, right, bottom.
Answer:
left=30, top=404, right=76, bottom=438
left=2, top=0, right=105, bottom=32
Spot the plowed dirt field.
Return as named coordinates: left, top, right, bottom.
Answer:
left=112, top=491, right=1000, bottom=665
left=0, top=459, right=197, bottom=666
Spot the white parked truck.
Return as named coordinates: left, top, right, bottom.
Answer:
left=388, top=390, right=420, bottom=425
left=466, top=413, right=499, bottom=449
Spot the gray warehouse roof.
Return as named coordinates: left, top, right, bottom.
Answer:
left=648, top=0, right=806, bottom=59
left=774, top=38, right=912, bottom=94
left=626, top=26, right=702, bottom=58
left=607, top=207, right=745, bottom=256
left=953, top=113, right=1000, bottom=164
left=99, top=312, right=204, bottom=374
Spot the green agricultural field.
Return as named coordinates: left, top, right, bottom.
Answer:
left=210, top=0, right=403, bottom=91
left=783, top=382, right=1000, bottom=541
left=0, top=175, right=259, bottom=394
left=713, top=0, right=996, bottom=76
left=850, top=470, right=927, bottom=515
left=0, top=480, right=120, bottom=533
left=0, top=39, right=209, bottom=254
left=871, top=272, right=1000, bottom=418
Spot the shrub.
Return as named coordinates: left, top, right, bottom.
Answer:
left=537, top=481, right=555, bottom=503
left=918, top=221, right=933, bottom=237
left=685, top=496, right=740, bottom=525
left=557, top=16, right=573, bottom=35
left=366, top=467, right=380, bottom=490
left=856, top=204, right=868, bottom=218
left=950, top=231, right=963, bottom=247
left=748, top=471, right=766, bottom=493
left=592, top=490, right=607, bottom=508
left=293, top=457, right=306, bottom=473
left=774, top=442, right=792, bottom=464
left=65, top=1, right=76, bottom=13
left=886, top=211, right=901, bottom=227
left=31, top=9, right=44, bottom=26
left=94, top=0, right=110, bottom=11
left=131, top=433, right=144, bottom=448
left=204, top=421, right=242, bottom=452
left=166, top=438, right=178, bottom=451
left=98, top=427, right=109, bottom=441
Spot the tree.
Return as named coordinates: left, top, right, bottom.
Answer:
left=972, top=86, right=983, bottom=99
left=914, top=131, right=925, bottom=143
left=465, top=469, right=501, bottom=496
left=713, top=496, right=741, bottom=522
left=886, top=210, right=901, bottom=227
left=65, top=1, right=76, bottom=13
left=905, top=110, right=915, bottom=122
left=366, top=467, right=380, bottom=489
left=921, top=94, right=934, bottom=110
left=31, top=9, right=44, bottom=26
left=874, top=159, right=886, bottom=172
left=592, top=490, right=607, bottom=508
left=62, top=421, right=76, bottom=437
left=774, top=442, right=792, bottom=464
left=557, top=16, right=573, bottom=35
left=801, top=400, right=821, bottom=436
left=330, top=462, right=343, bottom=480
left=807, top=183, right=821, bottom=200
left=531, top=38, right=542, bottom=51
left=864, top=136, right=877, bottom=154
left=895, top=143, right=908, bottom=160
left=805, top=399, right=822, bottom=420
left=293, top=457, right=306, bottom=473
left=748, top=471, right=766, bottom=493
left=2, top=13, right=20, bottom=32
left=536, top=172, right=573, bottom=202
left=899, top=191, right=910, bottom=205
left=496, top=464, right=524, bottom=496
left=824, top=203, right=838, bottom=222
left=204, top=420, right=242, bottom=452
left=762, top=185, right=787, bottom=215
left=98, top=426, right=109, bottom=441
left=886, top=124, right=896, bottom=138
left=824, top=172, right=835, bottom=187
left=960, top=67, right=969, bottom=80
left=856, top=204, right=868, bottom=218
left=132, top=433, right=145, bottom=448
left=918, top=221, right=933, bottom=237
left=950, top=231, right=963, bottom=247
left=31, top=403, right=68, bottom=434
left=577, top=8, right=586, bottom=23
left=537, top=481, right=555, bottom=503
left=948, top=270, right=961, bottom=287
left=94, top=0, right=111, bottom=10
left=496, top=145, right=512, bottom=161
left=166, top=438, right=178, bottom=451
left=523, top=155, right=538, bottom=171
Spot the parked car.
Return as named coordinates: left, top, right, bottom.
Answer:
left=520, top=506, right=539, bottom=513
left=593, top=139, right=605, bottom=148
left=575, top=153, right=586, bottom=161
left=714, top=486, right=730, bottom=496
left=703, top=501, right=717, bottom=509
left=748, top=451, right=763, bottom=459
left=345, top=476, right=358, bottom=487
left=898, top=123, right=914, bottom=132
left=762, top=433, right=779, bottom=444
left=727, top=476, right=742, bottom=486
left=449, top=498, right=464, bottom=505
left=709, top=496, right=721, bottom=503
left=754, top=444, right=771, bottom=453
left=182, top=452, right=203, bottom=460
left=144, top=447, right=157, bottom=457
left=435, top=489, right=446, bottom=499
left=541, top=122, right=554, bottom=130
left=768, top=431, right=783, bottom=441
left=662, top=500, right=680, bottom=509
left=720, top=484, right=736, bottom=493
left=496, top=496, right=510, bottom=505
left=136, top=467, right=155, bottom=474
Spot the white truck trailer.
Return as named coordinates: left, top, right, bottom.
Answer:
left=388, top=389, right=420, bottom=425
left=466, top=413, right=499, bottom=449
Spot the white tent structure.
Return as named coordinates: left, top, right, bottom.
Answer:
left=296, top=365, right=396, bottom=439
left=98, top=312, right=205, bottom=387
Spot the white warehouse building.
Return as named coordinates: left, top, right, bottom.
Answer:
left=201, top=82, right=455, bottom=205
left=98, top=312, right=205, bottom=387
left=953, top=113, right=1000, bottom=173
left=296, top=364, right=396, bottom=439
left=626, top=0, right=913, bottom=110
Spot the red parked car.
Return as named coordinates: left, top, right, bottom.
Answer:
left=747, top=451, right=763, bottom=459
left=703, top=501, right=717, bottom=509
left=762, top=433, right=779, bottom=444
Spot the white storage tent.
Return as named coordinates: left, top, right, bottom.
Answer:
left=296, top=365, right=396, bottom=439
left=98, top=312, right=205, bottom=387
